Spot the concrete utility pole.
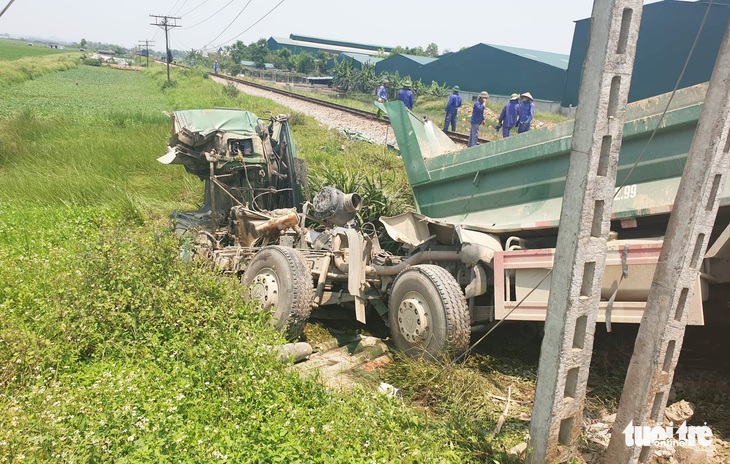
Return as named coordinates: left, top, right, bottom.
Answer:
left=138, top=39, right=155, bottom=68
left=605, top=21, right=730, bottom=463
left=526, top=0, right=643, bottom=462
left=150, top=14, right=180, bottom=84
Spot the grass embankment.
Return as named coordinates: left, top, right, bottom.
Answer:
left=0, top=40, right=80, bottom=87
left=0, top=61, right=521, bottom=462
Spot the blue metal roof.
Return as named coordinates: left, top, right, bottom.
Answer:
left=487, top=44, right=570, bottom=70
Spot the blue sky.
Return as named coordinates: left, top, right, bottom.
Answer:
left=1, top=0, right=663, bottom=54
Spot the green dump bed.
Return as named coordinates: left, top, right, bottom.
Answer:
left=382, top=84, right=729, bottom=233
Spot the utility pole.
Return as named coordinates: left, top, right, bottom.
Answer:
left=526, top=0, right=643, bottom=462
left=138, top=39, right=155, bottom=68
left=150, top=14, right=180, bottom=84
left=605, top=21, right=730, bottom=463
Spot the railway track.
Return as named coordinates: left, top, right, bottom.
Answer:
left=211, top=73, right=486, bottom=146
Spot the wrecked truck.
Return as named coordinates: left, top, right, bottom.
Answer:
left=160, top=84, right=730, bottom=359
left=159, top=108, right=478, bottom=359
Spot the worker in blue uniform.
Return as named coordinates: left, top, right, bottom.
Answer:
left=496, top=93, right=520, bottom=138
left=469, top=91, right=489, bottom=147
left=443, top=86, right=462, bottom=132
left=398, top=79, right=415, bottom=110
left=377, top=79, right=389, bottom=102
left=517, top=92, right=535, bottom=134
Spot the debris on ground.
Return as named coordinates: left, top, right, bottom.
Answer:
left=339, top=128, right=377, bottom=144
left=292, top=335, right=392, bottom=389
left=664, top=399, right=696, bottom=423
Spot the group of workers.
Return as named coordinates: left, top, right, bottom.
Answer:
left=377, top=79, right=536, bottom=148
left=376, top=79, right=414, bottom=110
left=444, top=86, right=535, bottom=146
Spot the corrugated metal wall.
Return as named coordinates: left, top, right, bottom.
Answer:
left=419, top=44, right=568, bottom=102
left=562, top=0, right=730, bottom=107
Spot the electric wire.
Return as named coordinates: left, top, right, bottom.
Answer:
left=202, top=0, right=253, bottom=49
left=172, top=0, right=191, bottom=16
left=167, top=0, right=182, bottom=15
left=215, top=0, right=285, bottom=48
left=0, top=0, right=17, bottom=19
left=179, top=0, right=210, bottom=17
left=428, top=0, right=714, bottom=382
left=184, top=0, right=235, bottom=30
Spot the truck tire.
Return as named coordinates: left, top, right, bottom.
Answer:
left=241, top=246, right=314, bottom=341
left=388, top=265, right=470, bottom=360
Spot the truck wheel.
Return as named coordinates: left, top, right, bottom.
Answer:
left=389, top=265, right=470, bottom=360
left=241, top=246, right=314, bottom=341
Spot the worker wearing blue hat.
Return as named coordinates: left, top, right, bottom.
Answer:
left=443, top=86, right=462, bottom=132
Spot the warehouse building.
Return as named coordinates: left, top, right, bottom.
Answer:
left=374, top=54, right=438, bottom=80
left=562, top=0, right=730, bottom=107
left=326, top=53, right=383, bottom=71
left=267, top=34, right=393, bottom=57
left=419, top=43, right=569, bottom=102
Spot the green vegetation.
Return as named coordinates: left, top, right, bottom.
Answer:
left=0, top=53, right=79, bottom=87
left=0, top=59, right=519, bottom=462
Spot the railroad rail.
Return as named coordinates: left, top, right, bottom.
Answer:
left=210, top=72, right=486, bottom=145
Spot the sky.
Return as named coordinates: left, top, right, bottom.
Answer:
left=1, top=0, right=664, bottom=55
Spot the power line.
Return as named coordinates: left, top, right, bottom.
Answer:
left=184, top=0, right=235, bottom=29
left=180, top=0, right=210, bottom=17
left=0, top=0, right=17, bottom=19
left=172, top=0, right=191, bottom=16
left=202, top=0, right=253, bottom=49
left=167, top=0, right=183, bottom=16
left=216, top=0, right=285, bottom=48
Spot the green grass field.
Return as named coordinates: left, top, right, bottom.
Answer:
left=0, top=39, right=72, bottom=60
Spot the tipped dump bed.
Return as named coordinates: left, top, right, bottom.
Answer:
left=383, top=84, right=729, bottom=233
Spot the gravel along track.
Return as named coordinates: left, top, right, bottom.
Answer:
left=211, top=76, right=398, bottom=148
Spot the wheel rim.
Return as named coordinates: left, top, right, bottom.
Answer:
left=250, top=268, right=279, bottom=310
left=397, top=291, right=431, bottom=343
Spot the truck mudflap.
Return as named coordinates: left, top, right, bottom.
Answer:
left=492, top=238, right=705, bottom=326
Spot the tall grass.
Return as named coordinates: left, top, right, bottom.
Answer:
left=0, top=53, right=78, bottom=87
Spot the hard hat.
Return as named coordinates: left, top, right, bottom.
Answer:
left=510, top=93, right=520, bottom=100
left=479, top=91, right=489, bottom=99
left=402, top=79, right=412, bottom=87
left=452, top=86, right=460, bottom=92
left=383, top=79, right=389, bottom=84
left=520, top=92, right=534, bottom=100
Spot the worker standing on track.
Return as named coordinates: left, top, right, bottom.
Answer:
left=517, top=92, right=535, bottom=134
left=496, top=93, right=520, bottom=138
left=443, top=86, right=462, bottom=132
left=377, top=79, right=389, bottom=103
left=398, top=79, right=415, bottom=110
left=469, top=91, right=489, bottom=147
left=214, top=60, right=219, bottom=75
